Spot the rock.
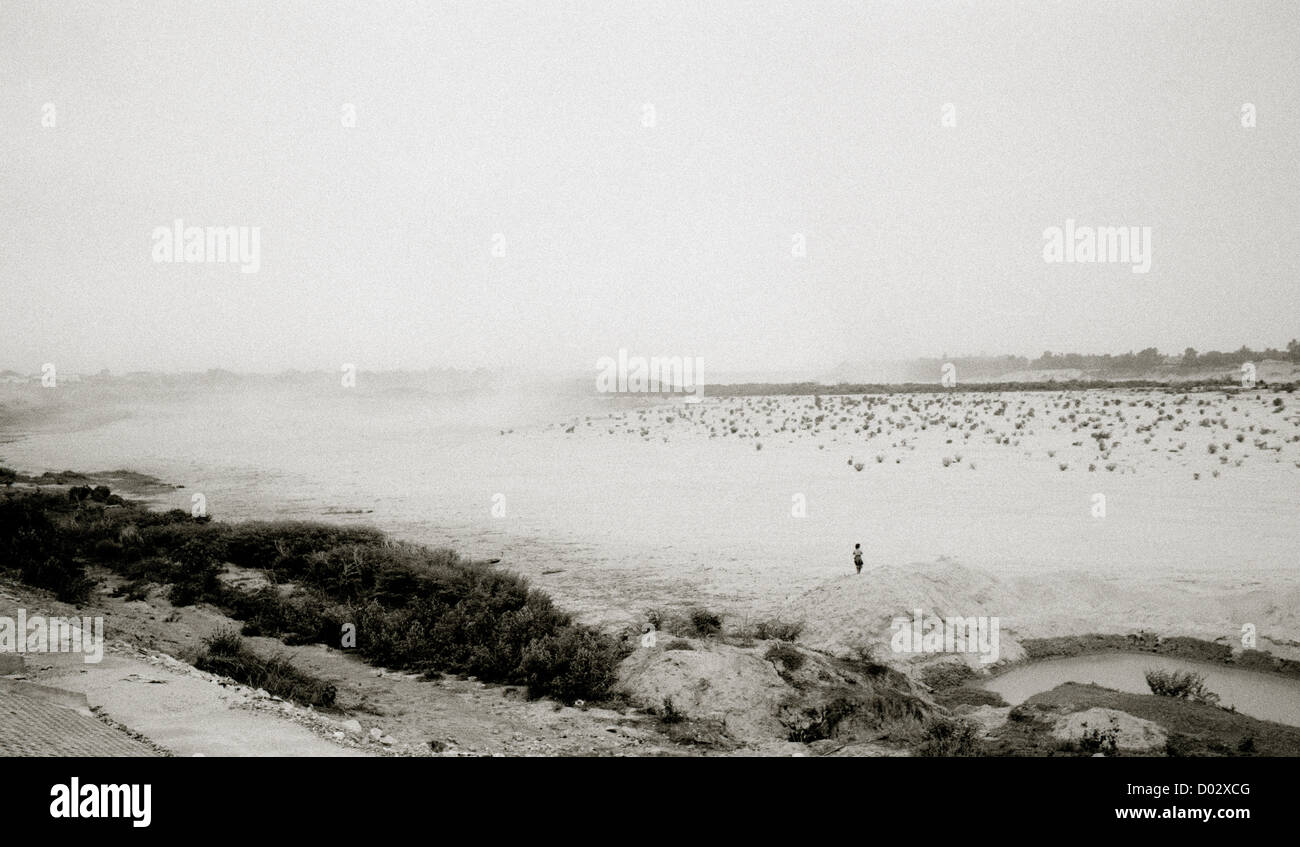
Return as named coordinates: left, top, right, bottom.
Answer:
left=380, top=735, right=396, bottom=745
left=428, top=740, right=447, bottom=753
left=341, top=719, right=363, bottom=734
left=1051, top=708, right=1168, bottom=752
left=368, top=727, right=384, bottom=740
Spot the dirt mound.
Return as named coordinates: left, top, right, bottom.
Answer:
left=1051, top=707, right=1167, bottom=752
left=781, top=558, right=1031, bottom=667
left=619, top=641, right=789, bottom=743
left=618, top=639, right=934, bottom=748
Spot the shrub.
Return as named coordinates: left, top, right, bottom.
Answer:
left=914, top=717, right=984, bottom=756
left=764, top=642, right=805, bottom=671
left=1145, top=668, right=1221, bottom=706
left=0, top=490, right=623, bottom=703
left=23, top=554, right=95, bottom=604
left=657, top=698, right=685, bottom=724
left=686, top=608, right=722, bottom=637
left=520, top=626, right=620, bottom=703
left=222, top=521, right=385, bottom=576
left=92, top=538, right=123, bottom=562
left=787, top=696, right=866, bottom=743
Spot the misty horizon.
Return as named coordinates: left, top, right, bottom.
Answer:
left=3, top=1, right=1298, bottom=376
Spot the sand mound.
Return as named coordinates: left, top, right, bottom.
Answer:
left=618, top=642, right=789, bottom=742
left=617, top=638, right=933, bottom=747
left=1051, top=707, right=1167, bottom=752
left=781, top=558, right=1031, bottom=666
left=781, top=557, right=1300, bottom=666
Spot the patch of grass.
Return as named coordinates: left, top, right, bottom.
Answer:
left=934, top=687, right=1008, bottom=709
left=783, top=682, right=929, bottom=744
left=764, top=642, right=805, bottom=671
left=919, top=661, right=976, bottom=691
left=194, top=628, right=337, bottom=708
left=751, top=618, right=804, bottom=641
left=1235, top=650, right=1300, bottom=680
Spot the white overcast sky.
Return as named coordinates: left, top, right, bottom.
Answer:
left=1, top=0, right=1297, bottom=375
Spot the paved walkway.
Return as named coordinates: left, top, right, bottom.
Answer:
left=0, top=678, right=158, bottom=757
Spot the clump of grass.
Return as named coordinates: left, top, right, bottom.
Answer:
left=765, top=642, right=805, bottom=671
left=195, top=627, right=337, bottom=708
left=919, top=661, right=976, bottom=691
left=1076, top=715, right=1120, bottom=755
left=752, top=619, right=804, bottom=641
left=686, top=607, right=722, bottom=637
left=656, top=698, right=685, bottom=725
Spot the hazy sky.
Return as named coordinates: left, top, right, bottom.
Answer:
left=2, top=1, right=1297, bottom=376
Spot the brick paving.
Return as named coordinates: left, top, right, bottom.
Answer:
left=0, top=685, right=158, bottom=757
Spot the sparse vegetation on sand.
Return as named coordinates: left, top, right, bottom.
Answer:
left=0, top=486, right=622, bottom=703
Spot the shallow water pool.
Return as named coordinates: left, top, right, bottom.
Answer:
left=982, top=653, right=1300, bottom=727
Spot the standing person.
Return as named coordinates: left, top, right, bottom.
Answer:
left=853, top=543, right=863, bottom=574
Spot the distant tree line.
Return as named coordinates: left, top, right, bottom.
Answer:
left=906, top=340, right=1300, bottom=381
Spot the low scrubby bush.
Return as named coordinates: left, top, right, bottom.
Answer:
left=914, top=717, right=984, bottom=756
left=686, top=607, right=722, bottom=637
left=0, top=490, right=623, bottom=703
left=1145, top=668, right=1221, bottom=705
